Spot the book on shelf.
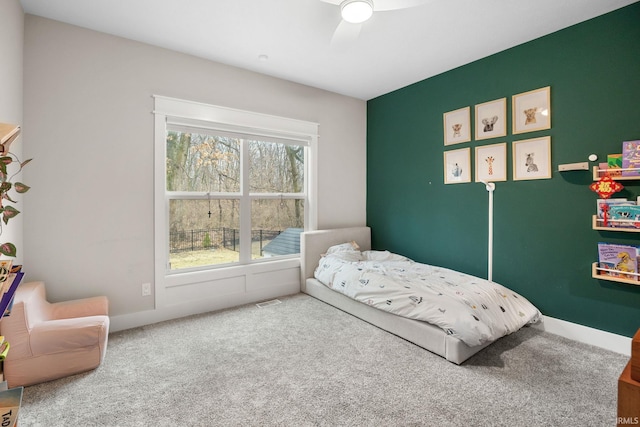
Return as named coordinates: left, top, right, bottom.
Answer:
left=0, top=123, right=20, bottom=157
left=0, top=341, right=10, bottom=361
left=608, top=153, right=623, bottom=177
left=0, top=271, right=23, bottom=318
left=597, top=242, right=640, bottom=280
left=608, top=204, right=640, bottom=229
left=596, top=198, right=633, bottom=221
left=597, top=162, right=609, bottom=178
left=0, top=383, right=23, bottom=427
left=595, top=198, right=638, bottom=228
left=622, top=140, right=640, bottom=177
left=0, top=124, right=19, bottom=146
left=0, top=260, right=12, bottom=291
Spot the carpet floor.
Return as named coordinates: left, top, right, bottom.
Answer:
left=18, top=293, right=628, bottom=426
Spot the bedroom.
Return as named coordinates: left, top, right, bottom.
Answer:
left=1, top=0, right=640, bottom=423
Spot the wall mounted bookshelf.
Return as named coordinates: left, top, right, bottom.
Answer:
left=593, top=166, right=640, bottom=181
left=592, top=167, right=640, bottom=284
left=592, top=262, right=640, bottom=286
left=592, top=215, right=640, bottom=232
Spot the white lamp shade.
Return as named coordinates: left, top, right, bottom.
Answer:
left=341, top=0, right=374, bottom=24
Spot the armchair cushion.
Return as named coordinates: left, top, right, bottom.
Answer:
left=0, top=281, right=109, bottom=387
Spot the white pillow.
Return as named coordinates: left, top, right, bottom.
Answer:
left=361, top=250, right=411, bottom=262
left=324, top=241, right=360, bottom=255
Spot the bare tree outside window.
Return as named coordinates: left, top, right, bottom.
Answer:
left=166, top=130, right=306, bottom=270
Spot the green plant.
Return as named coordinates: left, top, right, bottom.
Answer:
left=203, top=232, right=212, bottom=249
left=0, top=153, right=31, bottom=257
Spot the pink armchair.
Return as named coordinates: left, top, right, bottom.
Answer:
left=0, top=281, right=109, bottom=387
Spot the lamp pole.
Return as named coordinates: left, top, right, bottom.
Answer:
left=481, top=181, right=496, bottom=282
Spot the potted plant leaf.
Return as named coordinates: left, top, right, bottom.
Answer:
left=0, top=123, right=31, bottom=257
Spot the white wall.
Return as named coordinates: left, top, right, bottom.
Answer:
left=0, top=0, right=24, bottom=265
left=23, top=15, right=366, bottom=330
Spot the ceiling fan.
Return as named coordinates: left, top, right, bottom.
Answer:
left=321, top=0, right=430, bottom=46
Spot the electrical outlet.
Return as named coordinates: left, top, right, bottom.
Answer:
left=141, top=282, right=152, bottom=296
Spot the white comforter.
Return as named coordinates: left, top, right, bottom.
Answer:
left=314, top=249, right=541, bottom=347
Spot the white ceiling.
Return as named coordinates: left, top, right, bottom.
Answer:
left=19, top=0, right=637, bottom=100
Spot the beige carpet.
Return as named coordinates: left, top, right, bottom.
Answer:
left=19, top=293, right=628, bottom=426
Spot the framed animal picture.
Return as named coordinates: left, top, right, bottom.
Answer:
left=444, top=147, right=471, bottom=184
left=443, top=106, right=471, bottom=146
left=475, top=143, right=507, bottom=182
left=512, top=86, right=551, bottom=134
left=512, top=136, right=552, bottom=181
left=475, top=98, right=506, bottom=141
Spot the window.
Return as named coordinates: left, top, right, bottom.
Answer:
left=154, top=96, right=317, bottom=274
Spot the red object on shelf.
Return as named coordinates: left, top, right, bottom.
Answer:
left=601, top=203, right=610, bottom=227
left=591, top=176, right=624, bottom=226
left=590, top=175, right=624, bottom=199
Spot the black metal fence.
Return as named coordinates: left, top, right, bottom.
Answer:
left=169, top=228, right=281, bottom=254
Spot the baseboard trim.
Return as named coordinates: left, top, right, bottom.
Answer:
left=534, top=315, right=631, bottom=356
left=111, top=292, right=633, bottom=356
left=109, top=284, right=299, bottom=332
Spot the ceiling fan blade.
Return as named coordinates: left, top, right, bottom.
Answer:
left=330, top=19, right=363, bottom=48
left=319, top=0, right=342, bottom=5
left=373, top=0, right=431, bottom=12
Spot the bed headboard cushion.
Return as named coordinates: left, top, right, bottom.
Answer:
left=300, top=227, right=372, bottom=283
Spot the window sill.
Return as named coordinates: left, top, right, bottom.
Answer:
left=164, top=257, right=301, bottom=289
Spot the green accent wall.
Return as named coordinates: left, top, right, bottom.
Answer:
left=367, top=3, right=640, bottom=338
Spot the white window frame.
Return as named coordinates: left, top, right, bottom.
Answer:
left=153, top=95, right=318, bottom=289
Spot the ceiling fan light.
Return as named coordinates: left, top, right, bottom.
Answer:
left=341, top=0, right=374, bottom=24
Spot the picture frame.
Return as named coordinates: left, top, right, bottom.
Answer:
left=475, top=98, right=507, bottom=141
left=444, top=147, right=471, bottom=184
left=443, top=107, right=471, bottom=145
left=475, top=143, right=507, bottom=182
left=512, top=136, right=552, bottom=181
left=512, top=86, right=551, bottom=134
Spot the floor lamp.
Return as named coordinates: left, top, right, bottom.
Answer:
left=481, top=181, right=496, bottom=282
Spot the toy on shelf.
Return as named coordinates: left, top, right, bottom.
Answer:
left=590, top=175, right=625, bottom=227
